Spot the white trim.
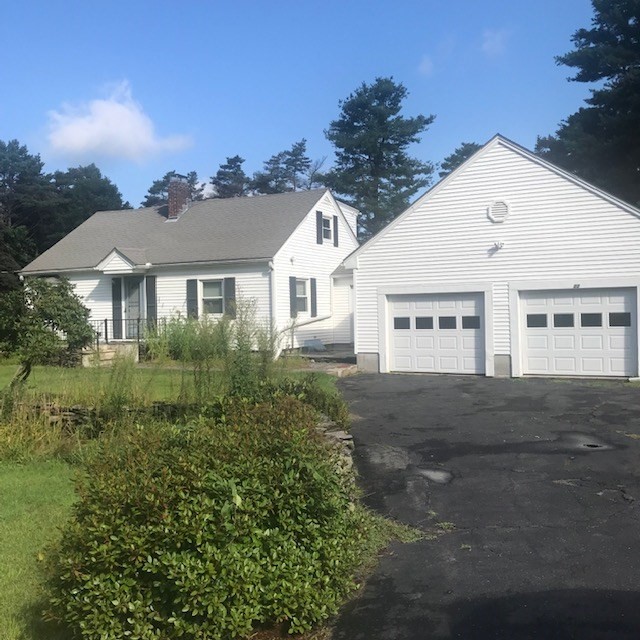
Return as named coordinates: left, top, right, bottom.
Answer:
left=508, top=278, right=640, bottom=377
left=24, top=258, right=271, bottom=277
left=95, top=248, right=143, bottom=274
left=376, top=282, right=494, bottom=376
left=324, top=190, right=360, bottom=245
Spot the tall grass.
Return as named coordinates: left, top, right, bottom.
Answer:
left=146, top=298, right=282, bottom=401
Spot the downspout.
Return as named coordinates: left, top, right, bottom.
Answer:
left=268, top=261, right=281, bottom=356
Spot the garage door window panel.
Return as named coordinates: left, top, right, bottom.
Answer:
left=553, top=313, right=574, bottom=328
left=527, top=314, right=547, bottom=328
left=609, top=312, right=631, bottom=327
left=581, top=313, right=602, bottom=327
left=439, top=316, right=456, bottom=329
left=416, top=317, right=434, bottom=329
left=394, top=317, right=411, bottom=330
left=462, top=316, right=481, bottom=329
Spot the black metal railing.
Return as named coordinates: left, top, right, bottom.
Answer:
left=90, top=318, right=149, bottom=345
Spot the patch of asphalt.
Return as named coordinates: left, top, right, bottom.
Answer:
left=334, top=374, right=640, bottom=639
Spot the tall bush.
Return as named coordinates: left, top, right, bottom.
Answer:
left=46, top=397, right=372, bottom=639
left=2, top=277, right=94, bottom=384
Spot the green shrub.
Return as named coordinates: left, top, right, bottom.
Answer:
left=260, top=374, right=350, bottom=428
left=46, top=397, right=371, bottom=639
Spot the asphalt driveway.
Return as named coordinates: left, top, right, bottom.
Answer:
left=333, top=374, right=640, bottom=640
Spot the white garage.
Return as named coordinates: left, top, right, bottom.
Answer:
left=347, top=135, right=640, bottom=379
left=520, top=288, right=637, bottom=377
left=389, top=293, right=485, bottom=374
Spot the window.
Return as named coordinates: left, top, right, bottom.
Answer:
left=609, top=312, right=631, bottom=327
left=553, top=313, right=574, bottom=328
left=439, top=316, right=456, bottom=329
left=322, top=216, right=332, bottom=240
left=462, top=316, right=480, bottom=329
left=394, top=317, right=410, bottom=330
left=416, top=317, right=433, bottom=329
left=202, top=280, right=224, bottom=314
left=296, top=279, right=308, bottom=313
left=527, top=314, right=547, bottom=328
left=581, top=313, right=602, bottom=327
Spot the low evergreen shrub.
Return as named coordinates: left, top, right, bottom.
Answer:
left=46, top=397, right=371, bottom=639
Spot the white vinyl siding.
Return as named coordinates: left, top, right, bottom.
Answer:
left=70, top=263, right=270, bottom=325
left=69, top=273, right=113, bottom=321
left=274, top=191, right=358, bottom=347
left=155, top=264, right=270, bottom=320
left=354, top=140, right=640, bottom=373
left=98, top=252, right=135, bottom=274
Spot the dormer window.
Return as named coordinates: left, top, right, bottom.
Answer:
left=316, top=211, right=339, bottom=246
left=322, top=216, right=332, bottom=240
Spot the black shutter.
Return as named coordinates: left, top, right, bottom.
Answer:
left=310, top=278, right=317, bottom=318
left=316, top=210, right=323, bottom=245
left=186, top=279, right=198, bottom=318
left=289, top=276, right=297, bottom=318
left=112, top=278, right=122, bottom=340
left=333, top=215, right=339, bottom=247
left=145, top=275, right=157, bottom=329
left=224, top=277, right=236, bottom=319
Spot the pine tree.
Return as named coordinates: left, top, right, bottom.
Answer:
left=536, top=0, right=640, bottom=205
left=324, top=77, right=434, bottom=236
left=438, top=142, right=482, bottom=179
left=210, top=156, right=250, bottom=198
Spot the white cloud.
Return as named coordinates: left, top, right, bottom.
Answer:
left=481, top=29, right=509, bottom=57
left=47, top=81, right=191, bottom=162
left=418, top=54, right=435, bottom=76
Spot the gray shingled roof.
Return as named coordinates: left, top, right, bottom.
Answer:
left=23, top=189, right=328, bottom=273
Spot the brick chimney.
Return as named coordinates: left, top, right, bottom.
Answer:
left=167, top=175, right=190, bottom=219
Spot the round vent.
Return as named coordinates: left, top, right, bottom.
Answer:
left=487, top=200, right=509, bottom=223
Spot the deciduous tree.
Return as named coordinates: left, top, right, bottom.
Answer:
left=3, top=278, right=93, bottom=382
left=324, top=77, right=435, bottom=236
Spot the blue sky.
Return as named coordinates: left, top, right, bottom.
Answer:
left=2, top=1, right=596, bottom=207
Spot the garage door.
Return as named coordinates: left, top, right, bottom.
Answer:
left=521, top=288, right=637, bottom=377
left=389, top=293, right=485, bottom=373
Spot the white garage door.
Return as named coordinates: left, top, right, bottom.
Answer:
left=388, top=293, right=485, bottom=374
left=521, top=288, right=637, bottom=377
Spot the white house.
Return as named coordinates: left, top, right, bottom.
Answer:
left=22, top=182, right=359, bottom=349
left=346, top=135, right=640, bottom=378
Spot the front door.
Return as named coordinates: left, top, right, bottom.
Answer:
left=124, top=277, right=143, bottom=339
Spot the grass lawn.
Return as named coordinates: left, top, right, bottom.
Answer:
left=0, top=361, right=337, bottom=406
left=0, top=460, right=76, bottom=640
left=0, top=363, right=192, bottom=404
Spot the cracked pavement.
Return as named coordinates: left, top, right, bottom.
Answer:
left=333, top=374, right=640, bottom=639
